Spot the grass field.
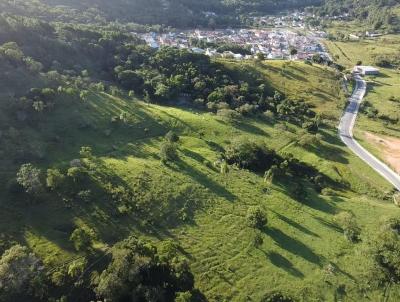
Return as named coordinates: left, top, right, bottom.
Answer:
left=325, top=36, right=400, bottom=174
left=1, top=60, right=399, bottom=301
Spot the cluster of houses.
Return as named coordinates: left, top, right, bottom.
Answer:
left=138, top=28, right=330, bottom=61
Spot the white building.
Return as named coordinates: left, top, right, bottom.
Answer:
left=353, top=66, right=380, bottom=76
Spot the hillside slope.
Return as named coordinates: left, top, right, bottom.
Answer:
left=317, top=0, right=400, bottom=32
left=1, top=5, right=400, bottom=302
left=1, top=0, right=323, bottom=27
left=1, top=58, right=399, bottom=301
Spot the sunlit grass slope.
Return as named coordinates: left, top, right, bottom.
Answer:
left=0, top=61, right=398, bottom=301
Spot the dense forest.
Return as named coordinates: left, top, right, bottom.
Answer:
left=315, top=0, right=400, bottom=32
left=1, top=0, right=323, bottom=27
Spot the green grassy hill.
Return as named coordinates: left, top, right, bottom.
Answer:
left=1, top=57, right=399, bottom=300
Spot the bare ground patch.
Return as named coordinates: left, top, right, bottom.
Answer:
left=364, top=131, right=400, bottom=174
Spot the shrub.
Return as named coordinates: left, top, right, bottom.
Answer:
left=217, top=109, right=241, bottom=121
left=261, top=291, right=295, bottom=302
left=253, top=232, right=264, bottom=248
left=220, top=160, right=229, bottom=174
left=67, top=167, right=86, bottom=182
left=301, top=120, right=318, bottom=133
left=16, top=164, right=43, bottom=195
left=246, top=206, right=267, bottom=229
left=76, top=190, right=91, bottom=203
left=79, top=146, right=93, bottom=159
left=69, top=228, right=92, bottom=252
left=67, top=258, right=87, bottom=278
left=297, top=134, right=319, bottom=147
left=46, top=169, right=65, bottom=191
left=175, top=291, right=193, bottom=302
left=334, top=212, right=361, bottom=242
left=225, top=139, right=277, bottom=172
left=165, top=130, right=179, bottom=143
left=160, top=141, right=178, bottom=163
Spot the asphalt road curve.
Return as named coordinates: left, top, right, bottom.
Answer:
left=338, top=74, right=400, bottom=191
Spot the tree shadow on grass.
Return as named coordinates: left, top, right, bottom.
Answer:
left=204, top=140, right=224, bottom=153
left=312, top=216, right=342, bottom=233
left=182, top=149, right=207, bottom=163
left=274, top=180, right=337, bottom=215
left=170, top=158, right=237, bottom=202
left=282, top=70, right=308, bottom=82
left=301, top=143, right=349, bottom=164
left=272, top=211, right=320, bottom=238
left=232, top=120, right=270, bottom=137
left=215, top=118, right=270, bottom=137
left=265, top=251, right=305, bottom=278
left=263, top=226, right=322, bottom=266
left=330, top=262, right=356, bottom=281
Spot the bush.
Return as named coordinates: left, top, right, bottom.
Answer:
left=46, top=169, right=65, bottom=191
left=79, top=146, right=93, bottom=159
left=301, top=120, right=318, bottom=133
left=160, top=141, right=178, bottom=163
left=16, top=164, right=43, bottom=195
left=246, top=206, right=267, bottom=229
left=253, top=232, right=264, bottom=248
left=165, top=130, right=180, bottom=143
left=67, top=167, right=86, bottom=182
left=334, top=212, right=360, bottom=242
left=217, top=109, right=241, bottom=121
left=261, top=291, right=295, bottom=302
left=297, top=134, right=319, bottom=147
left=69, top=228, right=92, bottom=252
left=225, top=139, right=277, bottom=172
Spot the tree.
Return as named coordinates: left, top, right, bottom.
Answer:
left=246, top=206, right=267, bottom=229
left=79, top=146, right=93, bottom=159
left=256, top=53, right=265, bottom=61
left=220, top=160, right=229, bottom=175
left=363, top=217, right=400, bottom=291
left=160, top=141, right=178, bottom=163
left=95, top=235, right=194, bottom=301
left=46, top=169, right=65, bottom=191
left=16, top=164, right=43, bottom=195
left=117, top=70, right=144, bottom=92
left=165, top=131, right=180, bottom=143
left=67, top=258, right=87, bottom=278
left=334, top=212, right=360, bottom=242
left=253, top=232, right=264, bottom=248
left=70, top=228, right=92, bottom=252
left=312, top=53, right=323, bottom=64
left=225, top=139, right=277, bottom=172
left=67, top=167, right=86, bottom=183
left=289, top=47, right=298, bottom=57
left=80, top=90, right=89, bottom=102
left=175, top=292, right=192, bottom=302
left=264, top=165, right=279, bottom=184
left=0, top=245, right=45, bottom=301
left=32, top=100, right=45, bottom=112
left=261, top=291, right=295, bottom=302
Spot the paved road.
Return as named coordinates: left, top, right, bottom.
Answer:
left=338, top=74, right=400, bottom=191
